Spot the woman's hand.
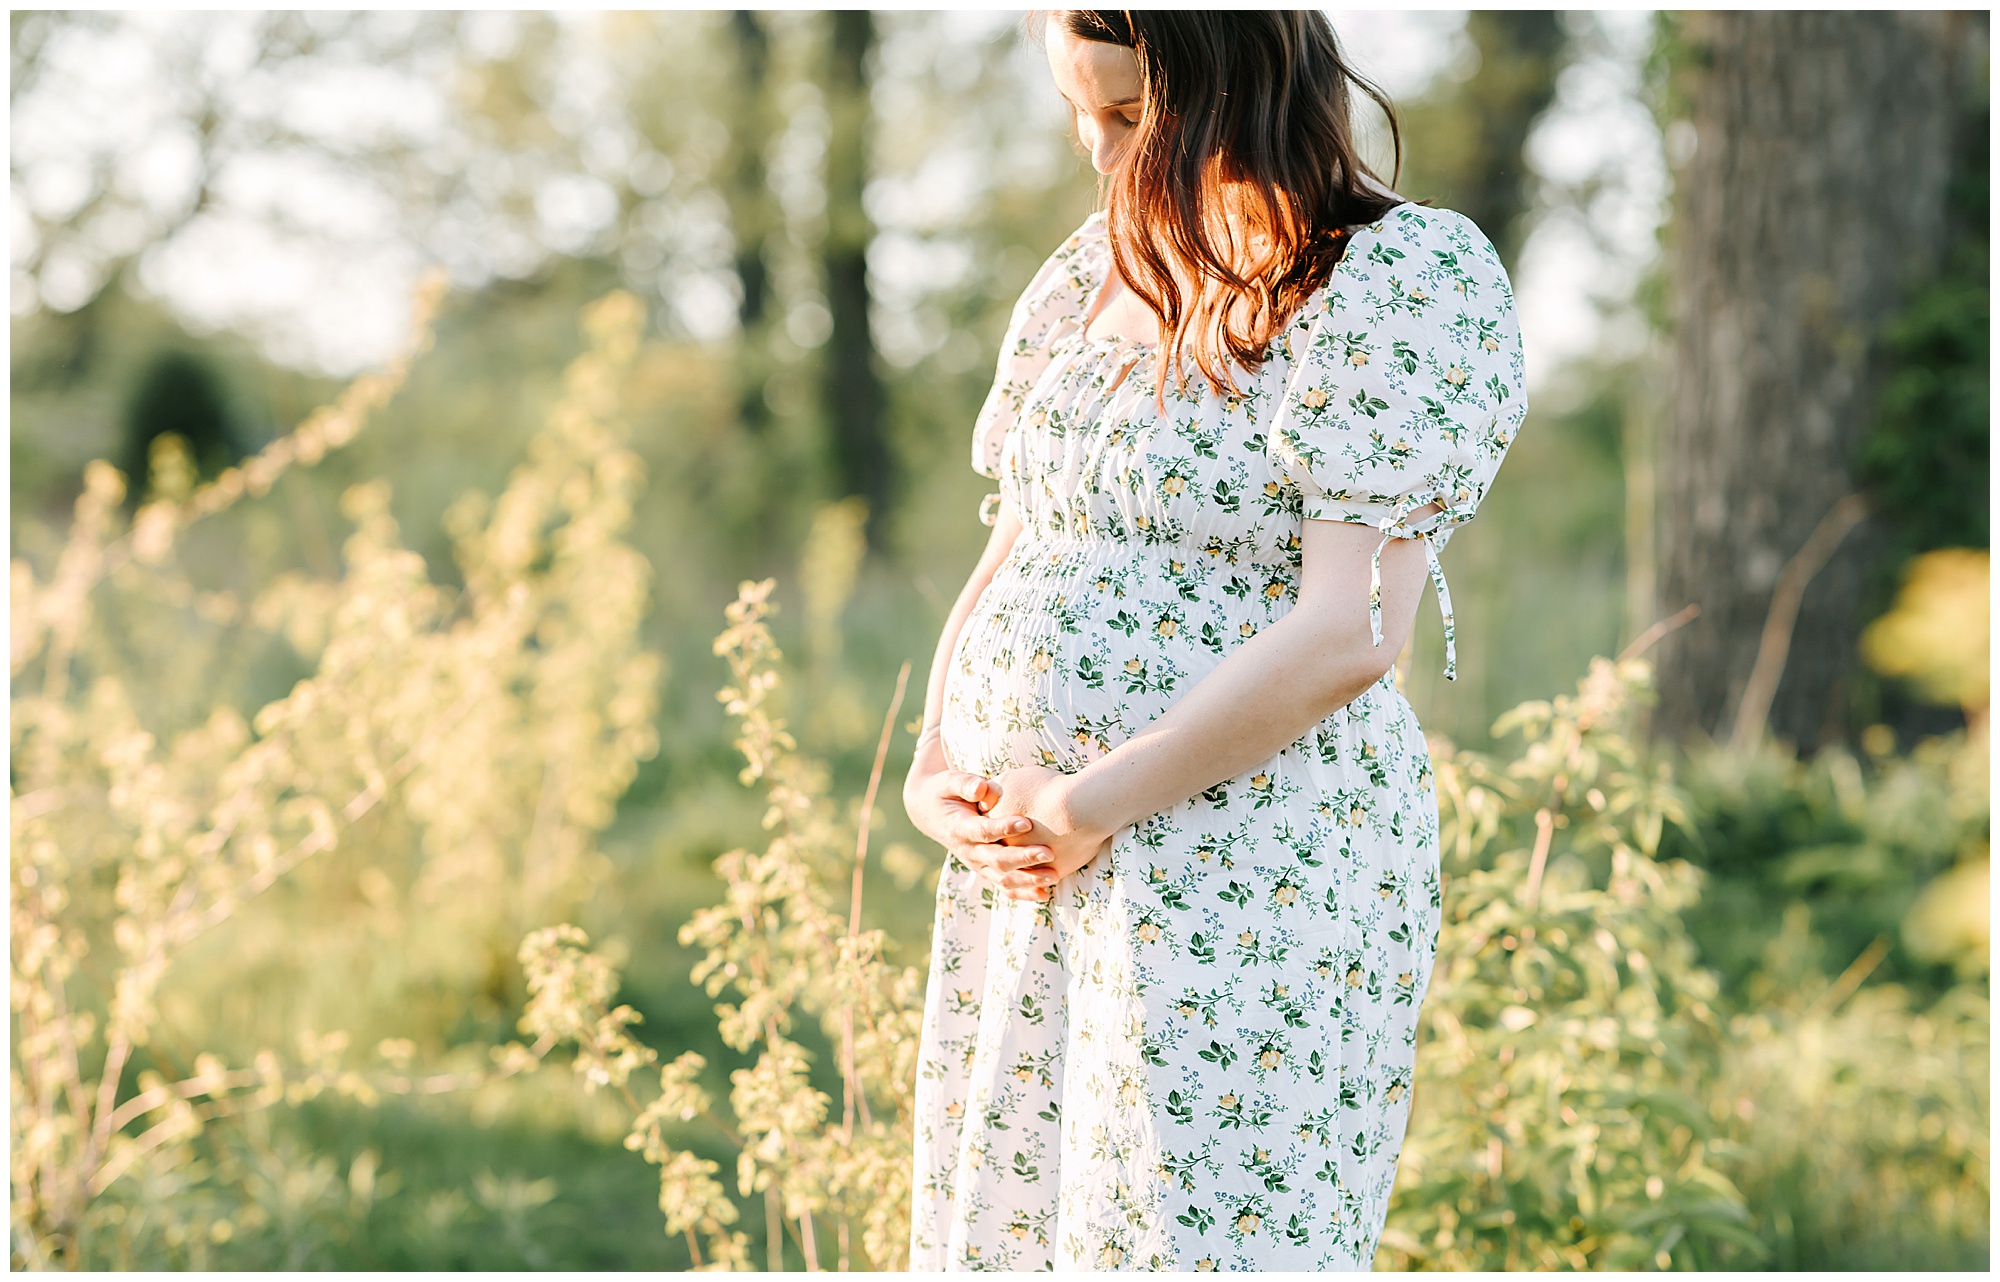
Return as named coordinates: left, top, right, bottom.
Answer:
left=983, top=766, right=1116, bottom=902
left=902, top=766, right=1062, bottom=900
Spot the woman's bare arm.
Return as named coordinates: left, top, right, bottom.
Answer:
left=989, top=516, right=1436, bottom=879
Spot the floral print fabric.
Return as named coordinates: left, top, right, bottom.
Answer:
left=912, top=204, right=1525, bottom=1271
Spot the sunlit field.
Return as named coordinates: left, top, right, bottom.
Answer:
left=11, top=11, right=1987, bottom=1270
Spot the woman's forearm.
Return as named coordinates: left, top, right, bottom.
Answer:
left=1056, top=525, right=1431, bottom=841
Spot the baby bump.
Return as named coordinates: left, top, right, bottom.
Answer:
left=943, top=550, right=1251, bottom=780
left=939, top=584, right=1084, bottom=778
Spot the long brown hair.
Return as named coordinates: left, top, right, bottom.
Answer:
left=1047, top=11, right=1406, bottom=395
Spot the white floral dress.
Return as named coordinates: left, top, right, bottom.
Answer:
left=911, top=204, right=1526, bottom=1272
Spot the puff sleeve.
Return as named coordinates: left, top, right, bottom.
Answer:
left=1265, top=204, right=1527, bottom=678
left=969, top=214, right=1106, bottom=511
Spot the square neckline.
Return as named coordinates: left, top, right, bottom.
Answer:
left=1068, top=204, right=1410, bottom=362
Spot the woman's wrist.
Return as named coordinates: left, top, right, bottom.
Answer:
left=907, top=723, right=947, bottom=778
left=1049, top=767, right=1123, bottom=845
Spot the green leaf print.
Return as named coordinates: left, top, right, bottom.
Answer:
left=1198, top=1039, right=1240, bottom=1070
left=1378, top=276, right=1432, bottom=318
left=1174, top=986, right=1227, bottom=1027
left=1231, top=929, right=1290, bottom=967
left=1240, top=1145, right=1291, bottom=1193
left=1176, top=1204, right=1216, bottom=1233
left=1255, top=480, right=1296, bottom=518
left=1264, top=981, right=1310, bottom=1030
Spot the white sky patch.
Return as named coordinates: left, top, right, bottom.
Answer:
left=1330, top=9, right=1477, bottom=99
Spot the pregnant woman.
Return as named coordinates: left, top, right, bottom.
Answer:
left=903, top=12, right=1526, bottom=1271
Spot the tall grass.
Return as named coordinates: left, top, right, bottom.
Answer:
left=11, top=289, right=1986, bottom=1269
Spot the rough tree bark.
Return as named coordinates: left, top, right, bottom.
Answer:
left=1653, top=11, right=1959, bottom=750
left=822, top=9, right=890, bottom=545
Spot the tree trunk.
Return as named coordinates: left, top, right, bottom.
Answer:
left=1453, top=11, right=1566, bottom=269
left=822, top=9, right=890, bottom=545
left=1652, top=11, right=1958, bottom=750
left=724, top=10, right=777, bottom=432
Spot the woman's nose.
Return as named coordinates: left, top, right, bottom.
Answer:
left=1091, top=125, right=1128, bottom=175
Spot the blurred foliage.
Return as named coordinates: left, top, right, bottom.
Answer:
left=1395, top=12, right=1565, bottom=268
left=11, top=279, right=1989, bottom=1270
left=1384, top=653, right=1988, bottom=1270
left=10, top=288, right=664, bottom=1267
left=1863, top=549, right=1991, bottom=713
left=1667, top=731, right=1987, bottom=1003
left=1667, top=546, right=1990, bottom=1003
left=1859, top=51, right=1989, bottom=560
left=1381, top=658, right=1753, bottom=1270
left=9, top=9, right=1989, bottom=1273
left=1712, top=916, right=1988, bottom=1271
left=660, top=579, right=924, bottom=1270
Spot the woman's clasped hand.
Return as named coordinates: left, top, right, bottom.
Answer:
left=900, top=764, right=1110, bottom=902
